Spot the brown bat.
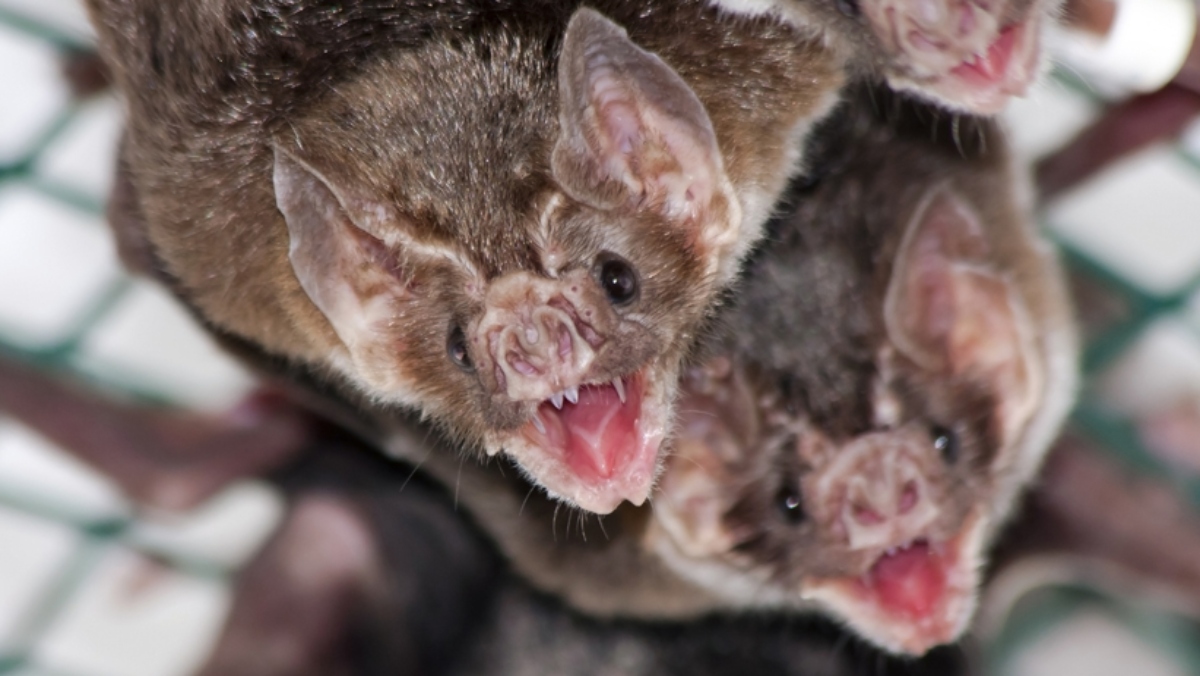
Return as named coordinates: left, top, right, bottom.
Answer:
left=708, top=0, right=1062, bottom=114
left=82, top=0, right=846, bottom=514
left=630, top=88, right=1078, bottom=654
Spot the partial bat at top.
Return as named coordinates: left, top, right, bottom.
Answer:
left=709, top=0, right=1062, bottom=113
left=83, top=0, right=845, bottom=514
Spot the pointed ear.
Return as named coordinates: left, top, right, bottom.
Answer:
left=884, top=187, right=1041, bottom=441
left=273, top=147, right=411, bottom=355
left=653, top=438, right=740, bottom=558
left=552, top=9, right=737, bottom=250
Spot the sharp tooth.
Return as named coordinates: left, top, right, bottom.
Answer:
left=612, top=377, right=626, bottom=404
left=551, top=393, right=564, bottom=409
left=565, top=386, right=579, bottom=404
left=532, top=414, right=546, bottom=435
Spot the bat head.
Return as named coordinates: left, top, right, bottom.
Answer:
left=271, top=8, right=741, bottom=514
left=853, top=0, right=1055, bottom=113
left=710, top=0, right=1057, bottom=113
left=649, top=184, right=1061, bottom=654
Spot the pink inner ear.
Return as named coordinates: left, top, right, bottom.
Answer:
left=552, top=8, right=730, bottom=238
left=885, top=188, right=989, bottom=369
left=656, top=444, right=737, bottom=557
left=274, top=147, right=418, bottom=362
left=598, top=96, right=641, bottom=159
left=885, top=187, right=1040, bottom=441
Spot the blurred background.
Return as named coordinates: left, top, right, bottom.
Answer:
left=2, top=1, right=1200, bottom=674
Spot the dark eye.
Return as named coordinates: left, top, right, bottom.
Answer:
left=595, top=253, right=639, bottom=306
left=447, top=325, right=473, bottom=372
left=835, top=0, right=860, bottom=17
left=932, top=425, right=959, bottom=464
left=776, top=483, right=806, bottom=525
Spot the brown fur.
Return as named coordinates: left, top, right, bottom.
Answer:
left=85, top=0, right=845, bottom=510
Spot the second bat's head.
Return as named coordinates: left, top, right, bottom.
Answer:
left=712, top=0, right=1057, bottom=113
left=647, top=180, right=1072, bottom=654
left=271, top=8, right=742, bottom=514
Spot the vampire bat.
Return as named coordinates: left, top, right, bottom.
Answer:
left=708, top=0, right=1061, bottom=114
left=82, top=0, right=846, bottom=514
left=632, top=88, right=1078, bottom=655
left=194, top=436, right=503, bottom=676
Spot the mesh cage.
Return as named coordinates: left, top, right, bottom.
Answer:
left=0, top=2, right=1199, bottom=675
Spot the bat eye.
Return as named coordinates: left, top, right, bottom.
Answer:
left=595, top=253, right=639, bottom=306
left=932, top=425, right=959, bottom=464
left=835, top=0, right=860, bottom=17
left=776, top=484, right=806, bottom=525
left=447, top=325, right=473, bottom=372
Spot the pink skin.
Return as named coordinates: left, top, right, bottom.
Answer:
left=501, top=368, right=667, bottom=514
left=473, top=272, right=667, bottom=514
left=863, top=0, right=1046, bottom=113
left=476, top=272, right=608, bottom=404
left=799, top=427, right=984, bottom=654
left=802, top=513, right=985, bottom=655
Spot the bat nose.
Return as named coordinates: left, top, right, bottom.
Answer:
left=827, top=442, right=940, bottom=551
left=476, top=271, right=606, bottom=402
left=494, top=306, right=592, bottom=395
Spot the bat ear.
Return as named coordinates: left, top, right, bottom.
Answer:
left=273, top=147, right=413, bottom=359
left=884, top=187, right=1040, bottom=442
left=653, top=434, right=743, bottom=558
left=552, top=8, right=737, bottom=251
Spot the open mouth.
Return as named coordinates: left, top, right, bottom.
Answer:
left=533, top=373, right=642, bottom=482
left=940, top=18, right=1039, bottom=112
left=857, top=539, right=952, bottom=621
left=504, top=367, right=667, bottom=514
left=804, top=515, right=986, bottom=655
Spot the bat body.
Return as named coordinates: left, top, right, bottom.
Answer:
left=708, top=0, right=1062, bottom=113
left=196, top=424, right=972, bottom=676
left=83, top=0, right=845, bottom=514
left=636, top=87, right=1078, bottom=654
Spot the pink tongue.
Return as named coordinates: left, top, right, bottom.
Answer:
left=551, top=383, right=639, bottom=481
left=951, top=24, right=1017, bottom=83
left=863, top=543, right=947, bottom=620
